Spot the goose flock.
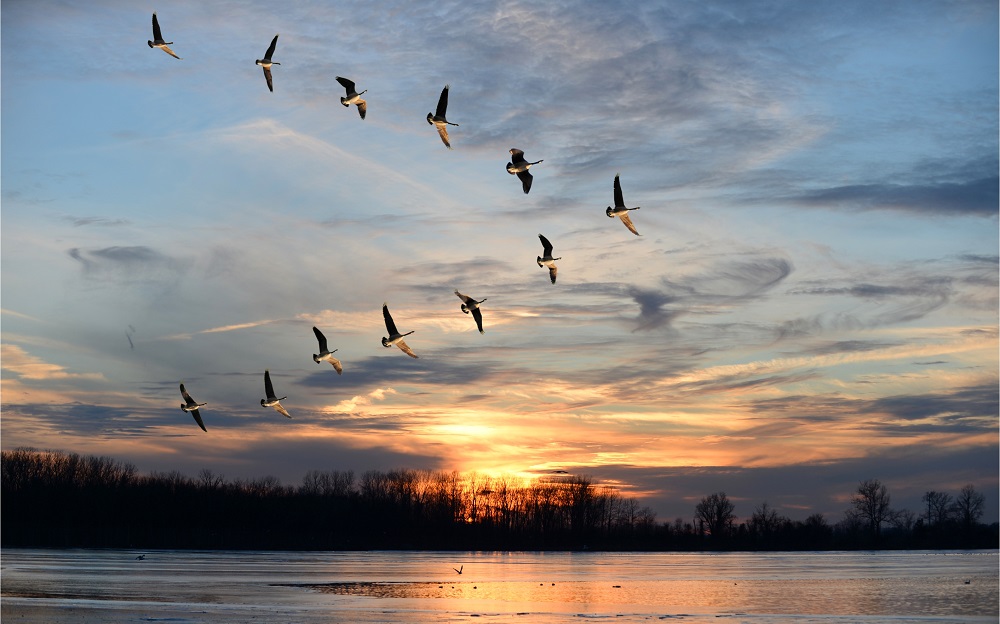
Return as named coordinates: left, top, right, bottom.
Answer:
left=151, top=12, right=645, bottom=433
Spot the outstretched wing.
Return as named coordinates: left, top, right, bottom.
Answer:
left=312, top=326, right=328, bottom=352
left=190, top=409, right=207, bottom=432
left=272, top=401, right=292, bottom=419
left=619, top=211, right=640, bottom=236
left=382, top=304, right=399, bottom=336
left=613, top=173, right=624, bottom=208
left=548, top=265, right=558, bottom=284
left=509, top=148, right=525, bottom=164
left=264, top=34, right=278, bottom=60
left=435, top=84, right=450, bottom=118
left=517, top=170, right=533, bottom=194
left=538, top=233, right=554, bottom=257
left=336, top=76, right=355, bottom=93
left=160, top=45, right=181, bottom=59
left=357, top=99, right=367, bottom=120
left=329, top=358, right=343, bottom=375
left=396, top=339, right=419, bottom=359
left=152, top=12, right=163, bottom=41
left=264, top=369, right=275, bottom=399
left=263, top=66, right=273, bottom=92
left=454, top=289, right=471, bottom=304
left=436, top=124, right=451, bottom=149
left=180, top=383, right=194, bottom=404
left=471, top=308, right=484, bottom=334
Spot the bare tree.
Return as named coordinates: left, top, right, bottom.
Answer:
left=921, top=491, right=952, bottom=526
left=695, top=492, right=736, bottom=538
left=952, top=484, right=985, bottom=530
left=851, top=479, right=892, bottom=539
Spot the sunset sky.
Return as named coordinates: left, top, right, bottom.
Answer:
left=2, top=0, right=997, bottom=524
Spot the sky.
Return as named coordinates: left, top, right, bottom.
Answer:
left=2, top=0, right=998, bottom=525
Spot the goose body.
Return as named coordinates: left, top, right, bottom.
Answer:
left=536, top=233, right=561, bottom=284
left=427, top=84, right=459, bottom=148
left=606, top=173, right=641, bottom=236
left=148, top=12, right=181, bottom=59
left=255, top=34, right=280, bottom=92
left=454, top=290, right=487, bottom=334
left=261, top=369, right=291, bottom=418
left=336, top=76, right=368, bottom=120
left=179, top=383, right=207, bottom=432
left=382, top=303, right=418, bottom=358
left=312, top=326, right=343, bottom=374
left=506, top=148, right=543, bottom=194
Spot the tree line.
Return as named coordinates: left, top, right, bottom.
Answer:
left=2, top=449, right=995, bottom=550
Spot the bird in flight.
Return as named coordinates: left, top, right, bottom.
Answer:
left=336, top=76, right=367, bottom=120
left=261, top=369, right=291, bottom=418
left=606, top=173, right=641, bottom=236
left=179, top=383, right=207, bottom=432
left=382, top=303, right=418, bottom=358
left=148, top=12, right=181, bottom=59
left=454, top=290, right=487, bottom=334
left=537, top=234, right=561, bottom=284
left=427, top=84, right=459, bottom=148
left=256, top=34, right=280, bottom=92
left=312, top=326, right=343, bottom=374
left=453, top=565, right=463, bottom=575
left=506, top=149, right=543, bottom=194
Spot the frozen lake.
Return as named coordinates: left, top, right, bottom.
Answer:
left=1, top=549, right=996, bottom=623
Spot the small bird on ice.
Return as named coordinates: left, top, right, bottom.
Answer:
left=148, top=12, right=181, bottom=59
left=312, top=326, right=343, bottom=374
left=382, top=303, right=418, bottom=358
left=506, top=148, right=543, bottom=194
left=336, top=76, right=368, bottom=120
left=256, top=34, right=280, bottom=92
left=537, top=234, right=561, bottom=284
left=261, top=369, right=291, bottom=418
left=179, top=383, right=207, bottom=432
left=427, top=84, right=459, bottom=149
left=606, top=173, right=641, bottom=236
left=454, top=290, right=487, bottom=334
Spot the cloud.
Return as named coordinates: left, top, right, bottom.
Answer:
left=0, top=344, right=104, bottom=381
left=792, top=176, right=999, bottom=217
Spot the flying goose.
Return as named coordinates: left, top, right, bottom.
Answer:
left=537, top=234, right=561, bottom=284
left=382, top=303, right=418, bottom=358
left=454, top=290, right=487, bottom=334
left=427, top=84, right=459, bottom=148
left=261, top=369, right=291, bottom=418
left=453, top=565, right=463, bottom=575
left=179, top=383, right=207, bottom=432
left=606, top=173, right=640, bottom=236
left=148, top=12, right=181, bottom=59
left=312, top=326, right=343, bottom=374
left=506, top=149, right=543, bottom=194
left=256, top=34, right=280, bottom=92
left=336, top=76, right=367, bottom=120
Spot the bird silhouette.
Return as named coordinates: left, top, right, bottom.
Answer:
left=537, top=234, right=561, bottom=284
left=506, top=148, right=543, bottom=194
left=256, top=34, right=280, bottom=92
left=427, top=85, right=459, bottom=148
left=382, top=303, right=418, bottom=358
left=454, top=290, right=487, bottom=334
left=148, top=12, right=181, bottom=59
left=336, top=76, right=368, bottom=119
left=261, top=369, right=291, bottom=418
left=606, top=173, right=641, bottom=236
left=312, top=326, right=343, bottom=374
left=179, top=383, right=207, bottom=432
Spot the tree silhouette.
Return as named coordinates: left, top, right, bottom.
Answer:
left=953, top=484, right=986, bottom=532
left=851, top=479, right=892, bottom=540
left=695, top=492, right=735, bottom=539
